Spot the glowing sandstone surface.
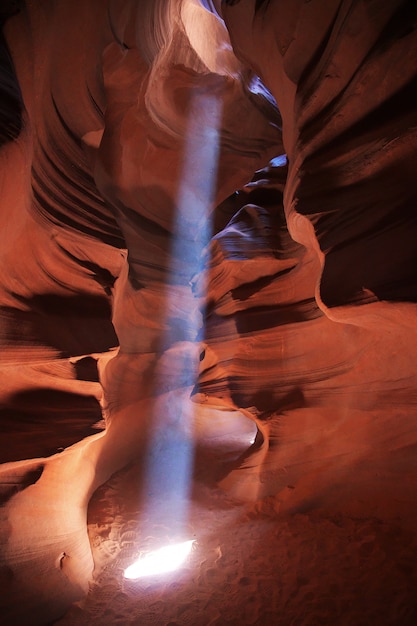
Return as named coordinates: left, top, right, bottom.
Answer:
left=1, top=1, right=417, bottom=624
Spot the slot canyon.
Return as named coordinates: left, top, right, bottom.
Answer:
left=1, top=0, right=417, bottom=624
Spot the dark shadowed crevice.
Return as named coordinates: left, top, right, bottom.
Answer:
left=0, top=463, right=44, bottom=505
left=0, top=389, right=104, bottom=464
left=0, top=20, right=23, bottom=146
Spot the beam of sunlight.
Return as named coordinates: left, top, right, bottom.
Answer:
left=124, top=540, right=195, bottom=580
left=146, top=89, right=222, bottom=513
left=124, top=89, right=222, bottom=578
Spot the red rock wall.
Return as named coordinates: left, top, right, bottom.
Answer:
left=1, top=1, right=417, bottom=623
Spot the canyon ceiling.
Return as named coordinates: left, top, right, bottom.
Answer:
left=1, top=0, right=417, bottom=624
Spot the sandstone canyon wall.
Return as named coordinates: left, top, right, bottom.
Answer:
left=0, top=1, right=416, bottom=624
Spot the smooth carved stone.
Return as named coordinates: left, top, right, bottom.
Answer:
left=0, top=1, right=417, bottom=624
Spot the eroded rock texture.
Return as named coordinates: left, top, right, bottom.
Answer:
left=0, top=0, right=417, bottom=624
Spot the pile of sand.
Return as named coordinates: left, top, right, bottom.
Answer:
left=55, top=456, right=417, bottom=626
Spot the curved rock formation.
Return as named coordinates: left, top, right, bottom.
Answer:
left=214, top=0, right=417, bottom=499
left=0, top=0, right=417, bottom=624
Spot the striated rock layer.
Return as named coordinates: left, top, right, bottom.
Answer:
left=0, top=0, right=416, bottom=624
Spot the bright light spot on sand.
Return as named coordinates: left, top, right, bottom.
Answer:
left=124, top=540, right=195, bottom=580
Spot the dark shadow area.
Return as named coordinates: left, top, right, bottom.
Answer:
left=0, top=6, right=23, bottom=146
left=320, top=199, right=417, bottom=307
left=2, top=292, right=118, bottom=357
left=0, top=463, right=44, bottom=506
left=73, top=356, right=100, bottom=382
left=0, top=389, right=104, bottom=463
